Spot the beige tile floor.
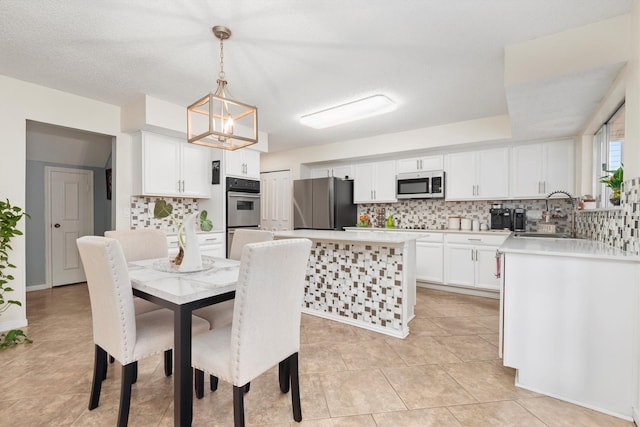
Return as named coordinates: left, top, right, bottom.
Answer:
left=0, top=284, right=634, bottom=426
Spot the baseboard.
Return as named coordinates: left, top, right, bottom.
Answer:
left=417, top=281, right=500, bottom=299
left=633, top=406, right=639, bottom=425
left=26, top=284, right=50, bottom=292
left=0, top=318, right=28, bottom=333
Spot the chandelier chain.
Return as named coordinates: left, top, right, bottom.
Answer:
left=218, top=37, right=225, bottom=80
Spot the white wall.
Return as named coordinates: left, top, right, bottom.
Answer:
left=0, top=75, right=131, bottom=331
left=627, top=0, right=640, bottom=179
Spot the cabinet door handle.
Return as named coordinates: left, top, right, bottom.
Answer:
left=371, top=190, right=373, bottom=200
left=471, top=249, right=474, bottom=261
left=468, top=238, right=482, bottom=242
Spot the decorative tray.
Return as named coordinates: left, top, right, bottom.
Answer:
left=151, top=256, right=216, bottom=273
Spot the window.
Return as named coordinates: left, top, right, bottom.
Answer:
left=594, top=103, right=625, bottom=207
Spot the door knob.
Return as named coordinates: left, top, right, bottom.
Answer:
left=54, top=223, right=61, bottom=228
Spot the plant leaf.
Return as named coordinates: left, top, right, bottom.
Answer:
left=199, top=210, right=213, bottom=232
left=154, top=200, right=173, bottom=219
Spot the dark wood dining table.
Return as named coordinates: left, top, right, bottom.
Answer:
left=128, top=256, right=239, bottom=427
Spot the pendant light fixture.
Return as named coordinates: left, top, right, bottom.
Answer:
left=187, top=26, right=258, bottom=150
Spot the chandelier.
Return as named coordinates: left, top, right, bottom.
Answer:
left=187, top=26, right=258, bottom=150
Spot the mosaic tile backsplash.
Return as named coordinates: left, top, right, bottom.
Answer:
left=576, top=178, right=640, bottom=255
left=304, top=241, right=406, bottom=334
left=130, top=196, right=200, bottom=233
left=358, top=198, right=573, bottom=234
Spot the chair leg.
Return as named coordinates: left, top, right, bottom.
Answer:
left=233, top=385, right=246, bottom=427
left=132, top=361, right=138, bottom=384
left=279, top=359, right=291, bottom=393
left=195, top=369, right=204, bottom=399
left=89, top=345, right=107, bottom=410
left=164, top=349, right=173, bottom=376
left=100, top=349, right=109, bottom=381
left=290, top=353, right=302, bottom=422
left=118, top=363, right=136, bottom=427
left=210, top=375, right=219, bottom=391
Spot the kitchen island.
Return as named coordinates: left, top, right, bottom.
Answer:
left=274, top=229, right=420, bottom=338
left=499, top=235, right=640, bottom=420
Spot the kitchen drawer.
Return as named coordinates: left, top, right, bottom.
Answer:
left=167, top=232, right=224, bottom=254
left=197, top=233, right=223, bottom=246
left=445, top=233, right=507, bottom=246
left=416, top=233, right=444, bottom=243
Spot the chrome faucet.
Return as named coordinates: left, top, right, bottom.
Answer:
left=545, top=190, right=576, bottom=238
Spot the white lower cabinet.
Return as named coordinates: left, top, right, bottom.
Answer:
left=415, top=234, right=444, bottom=283
left=167, top=232, right=224, bottom=258
left=444, top=233, right=507, bottom=291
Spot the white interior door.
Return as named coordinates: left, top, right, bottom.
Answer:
left=260, top=170, right=291, bottom=231
left=47, top=167, right=94, bottom=286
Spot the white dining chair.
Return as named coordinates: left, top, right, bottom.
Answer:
left=77, top=236, right=210, bottom=427
left=228, top=229, right=275, bottom=261
left=193, top=229, right=275, bottom=395
left=191, top=238, right=312, bottom=427
left=105, top=229, right=174, bottom=375
left=194, top=229, right=274, bottom=329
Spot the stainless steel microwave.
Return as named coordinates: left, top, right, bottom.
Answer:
left=396, top=171, right=445, bottom=199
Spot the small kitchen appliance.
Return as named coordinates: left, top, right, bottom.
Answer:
left=513, top=208, right=527, bottom=231
left=490, top=208, right=512, bottom=230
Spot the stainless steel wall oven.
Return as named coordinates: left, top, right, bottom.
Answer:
left=226, top=177, right=261, bottom=257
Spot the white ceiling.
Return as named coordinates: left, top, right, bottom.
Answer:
left=0, top=0, right=633, bottom=154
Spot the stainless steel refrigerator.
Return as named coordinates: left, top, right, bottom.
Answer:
left=293, top=177, right=357, bottom=230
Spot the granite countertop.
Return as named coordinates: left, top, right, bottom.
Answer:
left=343, top=227, right=511, bottom=236
left=499, top=235, right=640, bottom=262
left=274, top=229, right=424, bottom=244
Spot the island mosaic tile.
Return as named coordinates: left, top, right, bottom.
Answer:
left=130, top=196, right=199, bottom=233
left=304, top=242, right=405, bottom=334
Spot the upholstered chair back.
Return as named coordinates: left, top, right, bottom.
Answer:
left=77, top=236, right=138, bottom=365
left=229, top=229, right=274, bottom=261
left=230, top=238, right=311, bottom=386
left=104, top=229, right=168, bottom=261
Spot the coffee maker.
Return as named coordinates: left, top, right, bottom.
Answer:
left=513, top=208, right=527, bottom=231
left=490, top=208, right=512, bottom=230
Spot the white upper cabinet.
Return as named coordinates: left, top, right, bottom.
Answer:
left=309, top=165, right=354, bottom=180
left=396, top=155, right=444, bottom=174
left=510, top=139, right=574, bottom=198
left=225, top=148, right=261, bottom=179
left=132, top=131, right=210, bottom=198
left=353, top=161, right=397, bottom=203
left=445, top=147, right=509, bottom=200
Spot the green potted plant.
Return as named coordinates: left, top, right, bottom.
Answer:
left=0, top=199, right=32, bottom=349
left=599, top=165, right=623, bottom=206
left=153, top=200, right=212, bottom=265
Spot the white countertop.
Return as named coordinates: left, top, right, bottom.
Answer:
left=274, top=229, right=423, bottom=244
left=343, top=226, right=511, bottom=236
left=499, top=235, right=640, bottom=262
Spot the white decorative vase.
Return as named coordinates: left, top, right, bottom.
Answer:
left=177, top=212, right=202, bottom=272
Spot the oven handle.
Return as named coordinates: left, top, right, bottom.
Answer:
left=227, top=192, right=261, bottom=199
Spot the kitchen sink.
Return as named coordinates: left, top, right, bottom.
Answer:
left=513, top=232, right=572, bottom=239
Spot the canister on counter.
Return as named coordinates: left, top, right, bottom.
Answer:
left=448, top=216, right=461, bottom=230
